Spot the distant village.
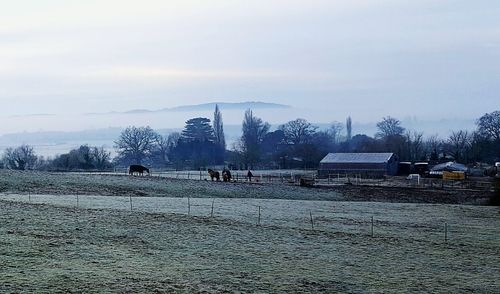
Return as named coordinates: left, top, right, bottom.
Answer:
left=1, top=106, right=499, bottom=178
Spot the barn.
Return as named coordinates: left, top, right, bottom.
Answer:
left=318, top=153, right=399, bottom=177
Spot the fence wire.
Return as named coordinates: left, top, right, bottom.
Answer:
left=1, top=193, right=498, bottom=246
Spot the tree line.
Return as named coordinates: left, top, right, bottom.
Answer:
left=2, top=107, right=499, bottom=171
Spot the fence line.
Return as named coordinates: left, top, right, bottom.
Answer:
left=1, top=193, right=498, bottom=245
left=73, top=170, right=494, bottom=192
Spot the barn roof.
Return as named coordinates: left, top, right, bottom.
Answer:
left=320, top=153, right=394, bottom=164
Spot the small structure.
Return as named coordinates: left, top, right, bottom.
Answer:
left=398, top=162, right=412, bottom=176
left=414, top=162, right=429, bottom=176
left=429, top=162, right=468, bottom=177
left=318, top=153, right=399, bottom=177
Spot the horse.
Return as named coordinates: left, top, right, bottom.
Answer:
left=222, top=169, right=232, bottom=182
left=128, top=165, right=150, bottom=176
left=207, top=169, right=220, bottom=181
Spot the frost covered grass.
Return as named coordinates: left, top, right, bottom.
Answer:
left=0, top=169, right=343, bottom=200
left=0, top=170, right=498, bottom=292
left=0, top=200, right=499, bottom=292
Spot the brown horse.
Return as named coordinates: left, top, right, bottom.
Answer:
left=128, top=165, right=150, bottom=176
left=207, top=169, right=220, bottom=181
left=222, top=169, right=232, bottom=182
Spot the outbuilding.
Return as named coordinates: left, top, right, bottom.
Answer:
left=319, top=152, right=399, bottom=177
left=429, top=161, right=468, bottom=177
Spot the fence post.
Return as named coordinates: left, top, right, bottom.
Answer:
left=76, top=193, right=79, bottom=208
left=445, top=222, right=448, bottom=243
left=129, top=195, right=133, bottom=211
left=188, top=197, right=191, bottom=215
left=258, top=206, right=261, bottom=226
left=28, top=191, right=31, bottom=203
left=310, top=211, right=314, bottom=230
left=371, top=216, right=374, bottom=237
left=199, top=170, right=202, bottom=180
left=211, top=199, right=214, bottom=218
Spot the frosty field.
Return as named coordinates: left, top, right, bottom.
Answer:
left=0, top=170, right=499, bottom=292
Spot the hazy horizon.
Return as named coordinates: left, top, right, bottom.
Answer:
left=1, top=0, right=499, bottom=137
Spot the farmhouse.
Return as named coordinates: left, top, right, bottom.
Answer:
left=319, top=153, right=399, bottom=177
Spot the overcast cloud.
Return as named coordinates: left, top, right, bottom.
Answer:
left=0, top=0, right=499, bottom=127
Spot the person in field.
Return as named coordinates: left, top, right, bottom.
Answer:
left=247, top=170, right=253, bottom=182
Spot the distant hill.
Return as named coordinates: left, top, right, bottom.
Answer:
left=90, top=101, right=290, bottom=115
left=163, top=101, right=290, bottom=112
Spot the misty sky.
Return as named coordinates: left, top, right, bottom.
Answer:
left=1, top=0, right=499, bottom=126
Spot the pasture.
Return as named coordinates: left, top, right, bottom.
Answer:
left=0, top=170, right=499, bottom=292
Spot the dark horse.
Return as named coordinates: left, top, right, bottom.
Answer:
left=222, top=169, right=232, bottom=182
left=207, top=169, right=220, bottom=181
left=129, top=165, right=150, bottom=176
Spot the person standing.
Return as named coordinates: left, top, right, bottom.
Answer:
left=247, top=170, right=253, bottom=182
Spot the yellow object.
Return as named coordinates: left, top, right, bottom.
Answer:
left=442, top=171, right=465, bottom=180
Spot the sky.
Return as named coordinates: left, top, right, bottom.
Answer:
left=0, top=0, right=499, bottom=132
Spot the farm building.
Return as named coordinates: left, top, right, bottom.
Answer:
left=319, top=153, right=399, bottom=177
left=429, top=162, right=468, bottom=177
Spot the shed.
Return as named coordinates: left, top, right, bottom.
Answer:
left=429, top=162, right=468, bottom=177
left=319, top=153, right=399, bottom=177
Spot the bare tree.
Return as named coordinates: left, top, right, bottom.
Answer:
left=153, top=135, right=170, bottom=166
left=279, top=118, right=317, bottom=145
left=447, top=130, right=471, bottom=162
left=376, top=116, right=405, bottom=139
left=404, top=131, right=424, bottom=161
left=91, top=146, right=111, bottom=169
left=476, top=110, right=500, bottom=141
left=424, top=134, right=442, bottom=161
left=115, top=126, right=160, bottom=164
left=241, top=109, right=270, bottom=168
left=2, top=144, right=38, bottom=170
left=167, top=132, right=181, bottom=151
left=329, top=121, right=344, bottom=144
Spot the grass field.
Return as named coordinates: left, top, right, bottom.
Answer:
left=1, top=200, right=499, bottom=293
left=0, top=170, right=492, bottom=204
left=0, top=170, right=499, bottom=292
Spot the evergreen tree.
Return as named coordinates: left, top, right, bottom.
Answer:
left=181, top=117, right=214, bottom=142
left=213, top=104, right=226, bottom=149
left=346, top=116, right=352, bottom=141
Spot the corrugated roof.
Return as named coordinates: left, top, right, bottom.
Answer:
left=320, top=153, right=394, bottom=164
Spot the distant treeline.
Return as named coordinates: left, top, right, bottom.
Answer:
left=1, top=106, right=499, bottom=171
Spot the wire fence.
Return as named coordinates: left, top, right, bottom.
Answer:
left=1, top=193, right=498, bottom=246
left=316, top=173, right=494, bottom=191
left=69, top=169, right=495, bottom=191
left=72, top=169, right=318, bottom=184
